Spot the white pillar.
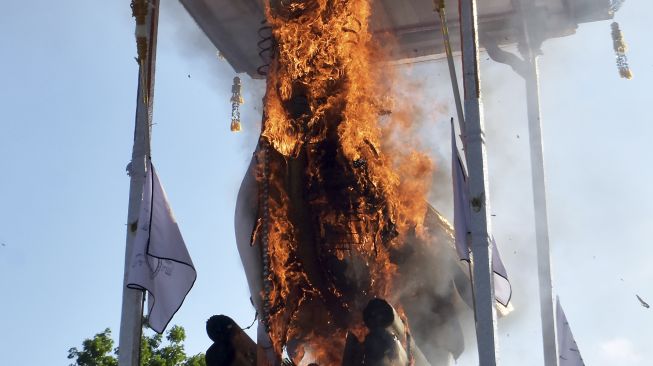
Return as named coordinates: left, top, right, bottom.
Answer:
left=118, top=1, right=160, bottom=365
left=525, top=55, right=559, bottom=366
left=459, top=0, right=499, bottom=365
left=514, top=0, right=559, bottom=362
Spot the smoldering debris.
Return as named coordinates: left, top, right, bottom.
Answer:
left=636, top=295, right=650, bottom=309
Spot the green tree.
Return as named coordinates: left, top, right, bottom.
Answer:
left=68, top=326, right=205, bottom=366
left=68, top=328, right=118, bottom=366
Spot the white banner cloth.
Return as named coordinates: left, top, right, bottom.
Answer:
left=451, top=123, right=512, bottom=306
left=126, top=161, right=196, bottom=333
left=557, top=297, right=585, bottom=366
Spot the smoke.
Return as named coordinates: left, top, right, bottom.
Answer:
left=387, top=63, right=453, bottom=208
left=390, top=62, right=457, bottom=212
left=381, top=12, right=550, bottom=363
left=361, top=43, right=473, bottom=364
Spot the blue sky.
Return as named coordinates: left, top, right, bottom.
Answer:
left=0, top=1, right=651, bottom=365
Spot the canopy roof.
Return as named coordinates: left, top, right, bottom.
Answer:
left=180, top=0, right=612, bottom=78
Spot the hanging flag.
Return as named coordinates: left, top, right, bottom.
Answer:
left=490, top=236, right=511, bottom=307
left=451, top=121, right=512, bottom=306
left=127, top=161, right=196, bottom=333
left=452, top=121, right=472, bottom=262
left=557, top=297, right=585, bottom=366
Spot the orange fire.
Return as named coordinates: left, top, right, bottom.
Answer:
left=255, top=0, right=434, bottom=363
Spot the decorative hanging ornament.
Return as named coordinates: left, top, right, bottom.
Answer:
left=611, top=22, right=633, bottom=79
left=230, top=76, right=244, bottom=132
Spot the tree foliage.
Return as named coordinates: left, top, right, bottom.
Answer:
left=68, top=328, right=118, bottom=366
left=68, top=326, right=205, bottom=366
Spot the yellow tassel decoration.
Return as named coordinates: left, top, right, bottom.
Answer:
left=611, top=22, right=633, bottom=80
left=230, top=76, right=244, bottom=132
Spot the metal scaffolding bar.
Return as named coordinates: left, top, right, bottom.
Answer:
left=436, top=1, right=466, bottom=132
left=459, top=0, right=499, bottom=364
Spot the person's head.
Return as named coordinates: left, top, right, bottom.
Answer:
left=206, top=315, right=234, bottom=343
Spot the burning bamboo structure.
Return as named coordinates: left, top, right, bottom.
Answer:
left=230, top=3, right=470, bottom=364
left=249, top=0, right=438, bottom=363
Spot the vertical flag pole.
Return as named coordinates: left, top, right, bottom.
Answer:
left=118, top=1, right=160, bottom=365
left=524, top=32, right=560, bottom=366
left=514, top=0, right=559, bottom=363
left=459, top=0, right=499, bottom=364
left=526, top=55, right=558, bottom=366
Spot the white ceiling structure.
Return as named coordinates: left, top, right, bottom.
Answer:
left=179, top=0, right=612, bottom=77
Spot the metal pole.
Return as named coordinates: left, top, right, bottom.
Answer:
left=514, top=0, right=559, bottom=363
left=525, top=55, right=559, bottom=366
left=459, top=0, right=499, bottom=365
left=118, top=1, right=159, bottom=365
left=478, top=1, right=559, bottom=360
left=435, top=2, right=466, bottom=133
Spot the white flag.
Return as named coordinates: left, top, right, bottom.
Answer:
left=557, top=297, right=585, bottom=366
left=127, top=161, right=196, bottom=333
left=490, top=236, right=511, bottom=307
left=451, top=122, right=512, bottom=306
left=452, top=122, right=472, bottom=262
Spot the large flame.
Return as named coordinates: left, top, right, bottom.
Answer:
left=255, top=0, right=434, bottom=363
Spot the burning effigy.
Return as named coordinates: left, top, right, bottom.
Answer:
left=232, top=1, right=470, bottom=365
